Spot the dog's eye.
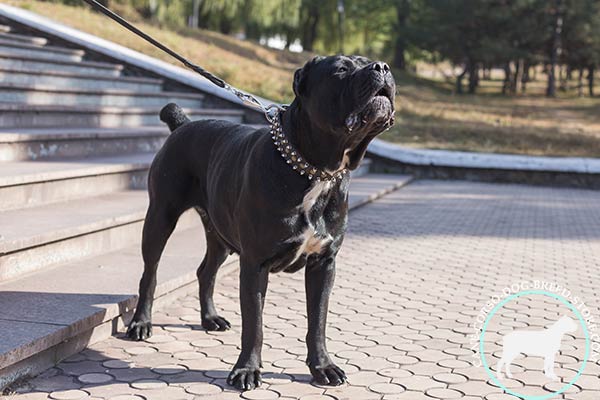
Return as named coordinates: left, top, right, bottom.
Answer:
left=337, top=66, right=348, bottom=73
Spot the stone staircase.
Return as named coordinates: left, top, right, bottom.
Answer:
left=0, top=10, right=410, bottom=390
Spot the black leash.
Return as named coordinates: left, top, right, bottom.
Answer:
left=81, top=0, right=283, bottom=120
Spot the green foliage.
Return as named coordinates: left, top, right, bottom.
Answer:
left=65, top=0, right=600, bottom=95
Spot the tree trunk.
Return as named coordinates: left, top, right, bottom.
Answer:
left=512, top=59, right=523, bottom=94
left=546, top=0, right=563, bottom=97
left=578, top=68, right=584, bottom=97
left=559, top=65, right=568, bottom=92
left=521, top=61, right=530, bottom=93
left=589, top=65, right=596, bottom=97
left=456, top=65, right=468, bottom=94
left=301, top=1, right=320, bottom=52
left=502, top=62, right=512, bottom=95
left=392, top=0, right=410, bottom=69
left=468, top=62, right=479, bottom=94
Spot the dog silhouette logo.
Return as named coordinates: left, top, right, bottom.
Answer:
left=496, top=315, right=578, bottom=381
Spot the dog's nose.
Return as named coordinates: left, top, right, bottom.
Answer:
left=370, top=61, right=390, bottom=74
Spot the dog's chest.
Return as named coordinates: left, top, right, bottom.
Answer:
left=296, top=181, right=334, bottom=250
left=276, top=180, right=343, bottom=272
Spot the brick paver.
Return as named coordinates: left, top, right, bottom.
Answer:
left=12, top=180, right=600, bottom=399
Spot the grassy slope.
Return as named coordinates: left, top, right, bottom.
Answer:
left=384, top=72, right=600, bottom=157
left=9, top=1, right=600, bottom=157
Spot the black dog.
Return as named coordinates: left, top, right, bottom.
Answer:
left=127, top=55, right=395, bottom=390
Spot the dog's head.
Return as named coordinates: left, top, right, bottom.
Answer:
left=292, top=55, right=396, bottom=169
left=556, top=315, right=578, bottom=333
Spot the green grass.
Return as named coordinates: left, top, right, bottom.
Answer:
left=383, top=71, right=600, bottom=157
left=9, top=1, right=600, bottom=157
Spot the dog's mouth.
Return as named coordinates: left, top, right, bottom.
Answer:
left=345, top=83, right=395, bottom=132
left=374, top=85, right=394, bottom=101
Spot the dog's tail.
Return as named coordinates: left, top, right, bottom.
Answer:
left=160, top=103, right=191, bottom=132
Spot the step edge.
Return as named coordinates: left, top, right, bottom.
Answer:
left=0, top=52, right=123, bottom=70
left=0, top=104, right=244, bottom=114
left=0, top=82, right=204, bottom=98
left=0, top=66, right=162, bottom=84
left=0, top=208, right=146, bottom=255
left=0, top=38, right=84, bottom=55
left=0, top=161, right=151, bottom=188
left=0, top=31, right=47, bottom=45
left=0, top=127, right=169, bottom=143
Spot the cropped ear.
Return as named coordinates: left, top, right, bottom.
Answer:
left=293, top=56, right=323, bottom=97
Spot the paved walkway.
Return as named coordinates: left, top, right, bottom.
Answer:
left=12, top=180, right=600, bottom=400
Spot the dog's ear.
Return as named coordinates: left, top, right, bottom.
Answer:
left=293, top=56, right=323, bottom=97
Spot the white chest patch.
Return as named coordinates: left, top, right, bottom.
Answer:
left=290, top=181, right=333, bottom=263
left=302, top=181, right=331, bottom=215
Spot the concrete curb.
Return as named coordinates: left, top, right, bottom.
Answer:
left=368, top=139, right=600, bottom=188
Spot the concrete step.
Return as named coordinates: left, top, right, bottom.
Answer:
left=0, top=31, right=47, bottom=45
left=0, top=190, right=202, bottom=283
left=0, top=52, right=123, bottom=77
left=0, top=67, right=162, bottom=92
left=0, top=219, right=216, bottom=389
left=0, top=38, right=84, bottom=62
left=0, top=83, right=204, bottom=108
left=0, top=153, right=154, bottom=211
left=0, top=173, right=413, bottom=389
left=0, top=127, right=169, bottom=161
left=0, top=190, right=149, bottom=281
left=0, top=104, right=244, bottom=128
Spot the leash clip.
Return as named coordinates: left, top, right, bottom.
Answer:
left=265, top=104, right=286, bottom=125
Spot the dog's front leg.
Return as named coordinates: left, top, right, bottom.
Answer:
left=305, top=256, right=347, bottom=386
left=227, top=261, right=269, bottom=391
left=544, top=353, right=559, bottom=380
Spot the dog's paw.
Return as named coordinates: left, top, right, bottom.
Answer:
left=127, top=319, right=152, bottom=341
left=227, top=365, right=262, bottom=391
left=309, top=363, right=347, bottom=386
left=546, top=373, right=559, bottom=381
left=202, top=315, right=231, bottom=331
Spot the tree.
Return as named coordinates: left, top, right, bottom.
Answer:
left=546, top=0, right=564, bottom=97
left=392, top=0, right=410, bottom=69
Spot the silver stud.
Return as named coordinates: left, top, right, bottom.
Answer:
left=308, top=174, right=313, bottom=180
left=316, top=177, right=321, bottom=182
left=304, top=163, right=309, bottom=168
left=292, top=165, right=298, bottom=170
left=287, top=159, right=292, bottom=164
left=300, top=170, right=305, bottom=175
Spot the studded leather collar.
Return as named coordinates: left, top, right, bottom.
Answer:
left=269, top=109, right=349, bottom=183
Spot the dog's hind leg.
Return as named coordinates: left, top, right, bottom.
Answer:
left=496, top=357, right=505, bottom=379
left=544, top=353, right=559, bottom=380
left=505, top=360, right=514, bottom=379
left=127, top=202, right=180, bottom=340
left=196, top=208, right=231, bottom=331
